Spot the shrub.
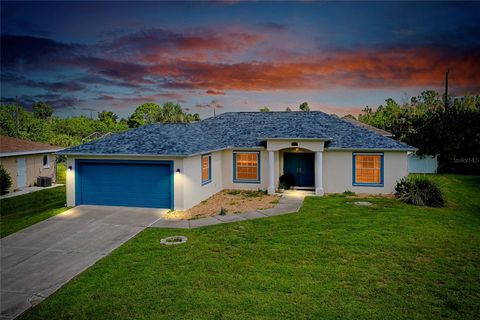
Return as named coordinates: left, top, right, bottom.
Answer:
left=219, top=207, right=227, bottom=216
left=343, top=190, right=356, bottom=196
left=279, top=174, right=295, bottom=190
left=0, top=165, right=12, bottom=195
left=395, top=176, right=444, bottom=207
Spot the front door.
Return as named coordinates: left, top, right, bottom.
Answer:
left=283, top=153, right=315, bottom=187
left=17, top=157, right=27, bottom=188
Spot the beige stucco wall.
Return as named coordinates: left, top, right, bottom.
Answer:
left=0, top=154, right=57, bottom=191
left=323, top=150, right=408, bottom=194
left=65, top=148, right=408, bottom=210
left=267, top=139, right=325, bottom=152
left=181, top=152, right=224, bottom=210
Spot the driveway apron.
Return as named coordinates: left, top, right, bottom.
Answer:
left=0, top=205, right=166, bottom=320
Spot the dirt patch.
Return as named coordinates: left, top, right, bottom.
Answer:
left=164, top=190, right=280, bottom=220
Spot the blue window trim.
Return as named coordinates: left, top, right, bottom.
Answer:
left=352, top=152, right=384, bottom=187
left=75, top=159, right=174, bottom=209
left=201, top=154, right=212, bottom=186
left=233, top=151, right=261, bottom=184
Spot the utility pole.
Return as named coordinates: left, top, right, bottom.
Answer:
left=444, top=70, right=449, bottom=110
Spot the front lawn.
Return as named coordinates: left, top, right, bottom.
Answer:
left=0, top=185, right=67, bottom=238
left=22, top=175, right=480, bottom=319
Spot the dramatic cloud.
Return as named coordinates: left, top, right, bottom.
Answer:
left=1, top=0, right=479, bottom=117
left=101, top=28, right=263, bottom=62
left=206, top=90, right=225, bottom=95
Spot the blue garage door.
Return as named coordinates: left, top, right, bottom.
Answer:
left=76, top=160, right=173, bottom=208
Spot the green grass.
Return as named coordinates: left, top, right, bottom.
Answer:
left=21, top=175, right=480, bottom=319
left=0, top=186, right=67, bottom=238
left=56, top=162, right=66, bottom=184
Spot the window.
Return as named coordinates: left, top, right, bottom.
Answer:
left=234, top=151, right=260, bottom=183
left=201, top=154, right=211, bottom=185
left=353, top=153, right=383, bottom=186
left=43, top=154, right=50, bottom=168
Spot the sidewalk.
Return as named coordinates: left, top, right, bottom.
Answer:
left=150, top=190, right=311, bottom=229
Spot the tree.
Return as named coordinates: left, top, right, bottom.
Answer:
left=0, top=165, right=12, bottom=195
left=285, top=107, right=292, bottom=112
left=128, top=103, right=161, bottom=127
left=97, top=110, right=118, bottom=124
left=259, top=107, right=270, bottom=112
left=299, top=102, right=310, bottom=112
left=357, top=90, right=480, bottom=173
left=33, top=102, right=53, bottom=119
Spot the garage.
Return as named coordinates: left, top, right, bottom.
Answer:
left=75, top=160, right=173, bottom=209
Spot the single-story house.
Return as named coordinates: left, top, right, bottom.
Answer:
left=61, top=112, right=415, bottom=210
left=0, top=135, right=63, bottom=191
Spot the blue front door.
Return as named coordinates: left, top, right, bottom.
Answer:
left=76, top=160, right=173, bottom=208
left=283, top=153, right=315, bottom=187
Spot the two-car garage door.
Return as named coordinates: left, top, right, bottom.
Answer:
left=76, top=160, right=173, bottom=209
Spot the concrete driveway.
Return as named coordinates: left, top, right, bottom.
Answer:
left=0, top=205, right=167, bottom=320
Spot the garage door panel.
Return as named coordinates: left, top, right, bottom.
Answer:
left=77, top=161, right=172, bottom=208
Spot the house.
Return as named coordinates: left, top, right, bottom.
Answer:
left=0, top=136, right=63, bottom=191
left=408, top=153, right=438, bottom=174
left=61, top=112, right=415, bottom=210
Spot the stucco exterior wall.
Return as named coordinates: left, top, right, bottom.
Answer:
left=0, top=154, right=57, bottom=191
left=181, top=152, right=223, bottom=210
left=323, top=150, right=408, bottom=194
left=267, top=140, right=325, bottom=152
left=65, top=148, right=408, bottom=210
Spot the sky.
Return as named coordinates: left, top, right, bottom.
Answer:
left=1, top=1, right=480, bottom=119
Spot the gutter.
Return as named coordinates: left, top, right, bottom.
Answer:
left=1, top=149, right=64, bottom=157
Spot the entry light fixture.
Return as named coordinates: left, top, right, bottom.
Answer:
left=176, top=168, right=181, bottom=174
left=68, top=166, right=73, bottom=171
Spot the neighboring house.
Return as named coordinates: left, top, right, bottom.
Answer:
left=408, top=153, right=438, bottom=174
left=0, top=136, right=63, bottom=191
left=61, top=112, right=415, bottom=210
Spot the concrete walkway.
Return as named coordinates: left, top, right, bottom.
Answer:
left=0, top=205, right=167, bottom=320
left=0, top=184, right=64, bottom=200
left=151, top=190, right=310, bottom=229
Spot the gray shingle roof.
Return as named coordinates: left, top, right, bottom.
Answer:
left=61, top=111, right=415, bottom=156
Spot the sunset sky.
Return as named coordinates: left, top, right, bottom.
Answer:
left=1, top=1, right=479, bottom=119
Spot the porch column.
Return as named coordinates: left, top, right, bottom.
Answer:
left=268, top=151, right=275, bottom=195
left=315, top=151, right=324, bottom=196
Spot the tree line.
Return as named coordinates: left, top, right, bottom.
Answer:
left=356, top=90, right=480, bottom=173
left=0, top=101, right=200, bottom=147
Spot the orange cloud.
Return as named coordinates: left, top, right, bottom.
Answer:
left=206, top=89, right=225, bottom=95
left=148, top=46, right=480, bottom=92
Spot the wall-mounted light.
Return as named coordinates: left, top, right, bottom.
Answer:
left=176, top=168, right=181, bottom=174
left=68, top=166, right=73, bottom=171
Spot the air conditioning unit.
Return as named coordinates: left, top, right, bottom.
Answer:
left=37, top=176, right=52, bottom=187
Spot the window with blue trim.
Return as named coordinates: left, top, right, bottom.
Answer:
left=353, top=153, right=384, bottom=186
left=233, top=151, right=260, bottom=183
left=201, top=154, right=211, bottom=185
